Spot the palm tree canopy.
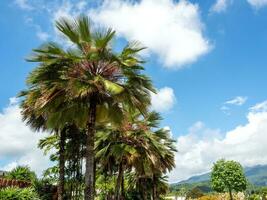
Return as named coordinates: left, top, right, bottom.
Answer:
left=20, top=16, right=155, bottom=130
left=95, top=110, right=176, bottom=176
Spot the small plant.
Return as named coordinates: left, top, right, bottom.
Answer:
left=0, top=187, right=40, bottom=200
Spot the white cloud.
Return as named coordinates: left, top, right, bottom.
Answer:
left=76, top=0, right=87, bottom=11
left=210, top=0, right=231, bottom=13
left=52, top=1, right=74, bottom=22
left=14, top=0, right=33, bottom=10
left=247, top=0, right=267, bottom=9
left=0, top=98, right=51, bottom=175
left=90, top=0, right=211, bottom=69
left=23, top=16, right=50, bottom=41
left=51, top=0, right=88, bottom=23
left=9, top=97, right=19, bottom=105
left=169, top=100, right=267, bottom=182
left=151, top=87, right=176, bottom=112
left=36, top=31, right=49, bottom=41
left=250, top=100, right=267, bottom=113
left=225, top=96, right=247, bottom=106
left=220, top=96, right=247, bottom=115
left=36, top=30, right=49, bottom=41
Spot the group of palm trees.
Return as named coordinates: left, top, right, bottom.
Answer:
left=19, top=16, right=176, bottom=200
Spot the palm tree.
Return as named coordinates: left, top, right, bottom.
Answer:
left=5, top=166, right=37, bottom=183
left=128, top=112, right=176, bottom=199
left=21, top=16, right=154, bottom=200
left=96, top=125, right=138, bottom=199
left=20, top=94, right=67, bottom=200
left=95, top=111, right=176, bottom=199
left=39, top=125, right=86, bottom=199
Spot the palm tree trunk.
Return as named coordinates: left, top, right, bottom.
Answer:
left=115, top=162, right=124, bottom=200
left=140, top=178, right=147, bottom=200
left=152, top=175, right=157, bottom=200
left=58, top=129, right=66, bottom=200
left=121, top=170, right=125, bottom=199
left=84, top=98, right=97, bottom=200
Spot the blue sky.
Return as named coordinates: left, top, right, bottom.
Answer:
left=1, top=0, right=267, bottom=182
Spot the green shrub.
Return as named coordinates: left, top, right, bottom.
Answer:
left=248, top=194, right=261, bottom=200
left=0, top=187, right=40, bottom=200
left=186, top=187, right=204, bottom=199
left=33, top=178, right=57, bottom=200
left=5, top=166, right=37, bottom=183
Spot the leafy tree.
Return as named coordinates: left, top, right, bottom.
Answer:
left=211, top=159, right=247, bottom=200
left=5, top=166, right=37, bottom=183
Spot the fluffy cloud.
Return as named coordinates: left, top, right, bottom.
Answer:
left=90, top=0, right=211, bottom=69
left=210, top=0, right=232, bottom=13
left=14, top=0, right=212, bottom=68
left=169, top=100, right=267, bottom=182
left=151, top=87, right=176, bottom=112
left=247, top=0, right=267, bottom=9
left=0, top=99, right=51, bottom=175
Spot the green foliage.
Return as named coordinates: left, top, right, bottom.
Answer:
left=248, top=194, right=261, bottom=200
left=0, top=187, right=40, bottom=200
left=186, top=187, right=204, bottom=199
left=5, top=166, right=37, bottom=183
left=33, top=178, right=57, bottom=200
left=170, top=181, right=212, bottom=195
left=211, top=159, right=247, bottom=193
left=248, top=187, right=267, bottom=200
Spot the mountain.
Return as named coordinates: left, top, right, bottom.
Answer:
left=171, top=164, right=267, bottom=191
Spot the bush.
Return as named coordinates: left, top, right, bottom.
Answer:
left=248, top=194, right=261, bottom=200
left=186, top=187, right=204, bottom=199
left=33, top=178, right=57, bottom=200
left=5, top=166, right=37, bottom=183
left=0, top=187, right=40, bottom=200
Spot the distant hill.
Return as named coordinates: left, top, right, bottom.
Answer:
left=171, top=164, right=267, bottom=192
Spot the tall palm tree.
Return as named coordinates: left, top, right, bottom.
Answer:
left=21, top=16, right=154, bottom=200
